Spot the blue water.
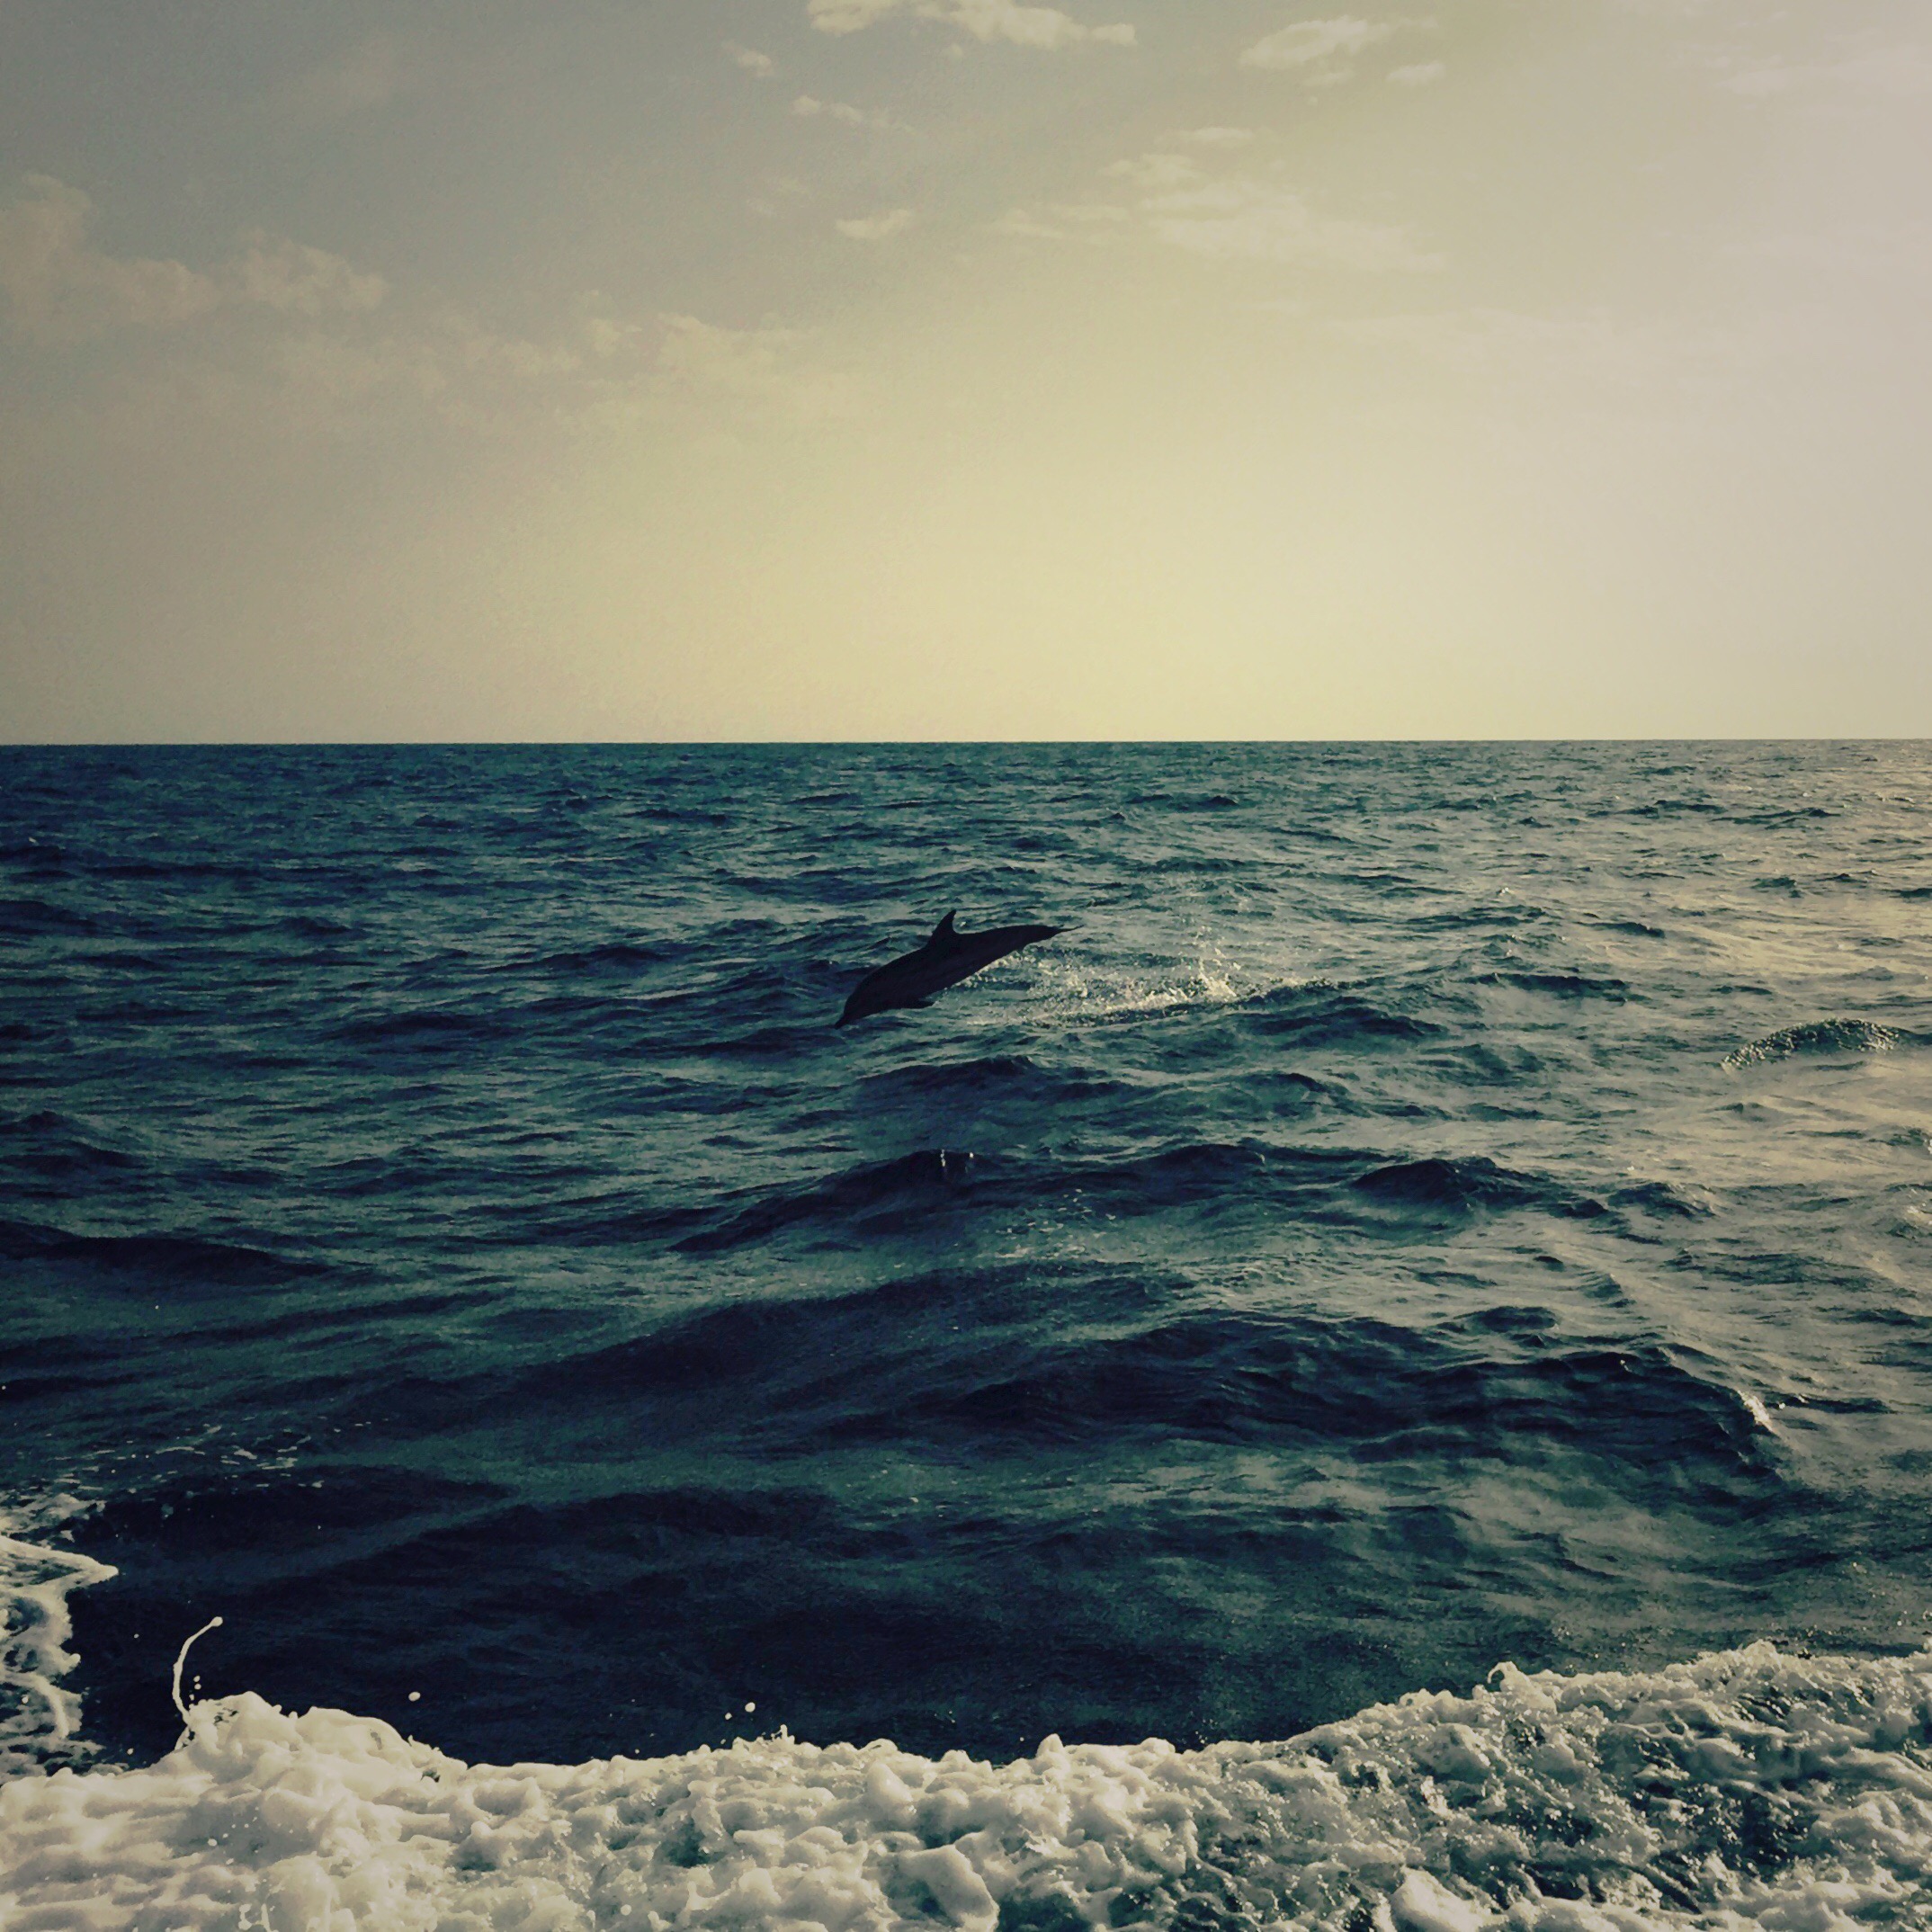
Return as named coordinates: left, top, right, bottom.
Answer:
left=4, top=742, right=1931, bottom=1774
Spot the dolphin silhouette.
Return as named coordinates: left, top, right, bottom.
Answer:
left=837, top=911, right=1064, bottom=1026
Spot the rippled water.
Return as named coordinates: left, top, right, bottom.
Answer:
left=4, top=741, right=1931, bottom=1802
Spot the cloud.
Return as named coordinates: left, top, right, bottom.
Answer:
left=1085, top=152, right=1442, bottom=273
left=836, top=208, right=917, bottom=240
left=1181, top=127, right=1258, bottom=148
left=0, top=176, right=221, bottom=342
left=653, top=314, right=852, bottom=423
left=1388, top=61, right=1445, bottom=86
left=1105, top=153, right=1207, bottom=191
left=723, top=42, right=778, bottom=77
left=0, top=177, right=393, bottom=344
left=0, top=177, right=853, bottom=440
left=282, top=33, right=411, bottom=122
left=808, top=0, right=1134, bottom=50
left=1144, top=176, right=1442, bottom=272
left=989, top=201, right=1130, bottom=241
left=792, top=94, right=899, bottom=129
left=230, top=236, right=389, bottom=317
left=1239, top=17, right=1395, bottom=85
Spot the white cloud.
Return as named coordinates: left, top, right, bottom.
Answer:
left=0, top=178, right=392, bottom=345
left=792, top=94, right=899, bottom=129
left=1144, top=176, right=1442, bottom=272
left=0, top=177, right=854, bottom=439
left=230, top=236, right=389, bottom=317
left=0, top=176, right=222, bottom=342
left=836, top=207, right=917, bottom=240
left=808, top=0, right=1134, bottom=50
left=1239, top=17, right=1395, bottom=85
left=653, top=314, right=852, bottom=422
left=1389, top=61, right=1445, bottom=87
left=1105, top=153, right=1207, bottom=191
left=1096, top=148, right=1437, bottom=273
left=989, top=201, right=1129, bottom=241
left=1181, top=127, right=1258, bottom=148
left=724, top=42, right=778, bottom=77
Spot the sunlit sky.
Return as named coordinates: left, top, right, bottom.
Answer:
left=3, top=1, right=1928, bottom=741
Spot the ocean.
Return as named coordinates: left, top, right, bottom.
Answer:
left=3, top=740, right=1930, bottom=1929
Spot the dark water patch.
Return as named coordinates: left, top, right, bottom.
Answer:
left=1350, top=1155, right=1587, bottom=1218
left=676, top=1149, right=983, bottom=1254
left=512, top=940, right=671, bottom=976
left=1411, top=905, right=1555, bottom=933
left=336, top=1007, right=510, bottom=1045
left=1239, top=983, right=1445, bottom=1048
left=1620, top=798, right=1727, bottom=818
left=857, top=1053, right=1123, bottom=1107
left=93, top=858, right=255, bottom=883
left=0, top=1333, right=148, bottom=1402
left=1474, top=970, right=1631, bottom=1001
left=0, top=1109, right=139, bottom=1177
left=1737, top=806, right=1839, bottom=827
left=86, top=1465, right=510, bottom=1561
left=0, top=1216, right=328, bottom=1286
left=1607, top=1179, right=1713, bottom=1221
left=0, top=895, right=98, bottom=935
left=840, top=1313, right=1784, bottom=1483
left=204, top=1286, right=498, bottom=1346
left=481, top=1265, right=1158, bottom=1418
left=674, top=1138, right=1489, bottom=1257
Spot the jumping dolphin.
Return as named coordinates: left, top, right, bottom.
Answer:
left=837, top=911, right=1064, bottom=1026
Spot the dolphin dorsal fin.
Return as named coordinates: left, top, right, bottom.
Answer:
left=930, top=910, right=959, bottom=944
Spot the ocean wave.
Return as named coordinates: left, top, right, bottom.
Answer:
left=335, top=1007, right=511, bottom=1046
left=509, top=941, right=673, bottom=977
left=0, top=1218, right=327, bottom=1287
left=1471, top=971, right=1631, bottom=1003
left=1239, top=984, right=1445, bottom=1047
left=1722, top=1020, right=1907, bottom=1069
left=4, top=1637, right=1928, bottom=1930
left=471, top=1273, right=1777, bottom=1481
left=0, top=1111, right=139, bottom=1179
left=0, top=895, right=97, bottom=935
left=660, top=1141, right=1606, bottom=1257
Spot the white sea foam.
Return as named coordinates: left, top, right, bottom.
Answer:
left=1017, top=950, right=1259, bottom=1026
left=4, top=1638, right=1930, bottom=1932
left=0, top=1500, right=117, bottom=1778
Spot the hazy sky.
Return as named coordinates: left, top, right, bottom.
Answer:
left=3, top=1, right=1928, bottom=741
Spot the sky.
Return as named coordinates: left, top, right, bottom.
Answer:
left=2, top=0, right=1928, bottom=742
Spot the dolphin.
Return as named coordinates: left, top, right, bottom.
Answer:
left=837, top=911, right=1064, bottom=1026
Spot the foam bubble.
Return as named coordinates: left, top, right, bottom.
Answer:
left=4, top=1640, right=1929, bottom=1931
left=0, top=1500, right=118, bottom=1776
left=1019, top=950, right=1257, bottom=1026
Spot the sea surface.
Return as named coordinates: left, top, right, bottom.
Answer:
left=4, top=741, right=1932, bottom=1930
